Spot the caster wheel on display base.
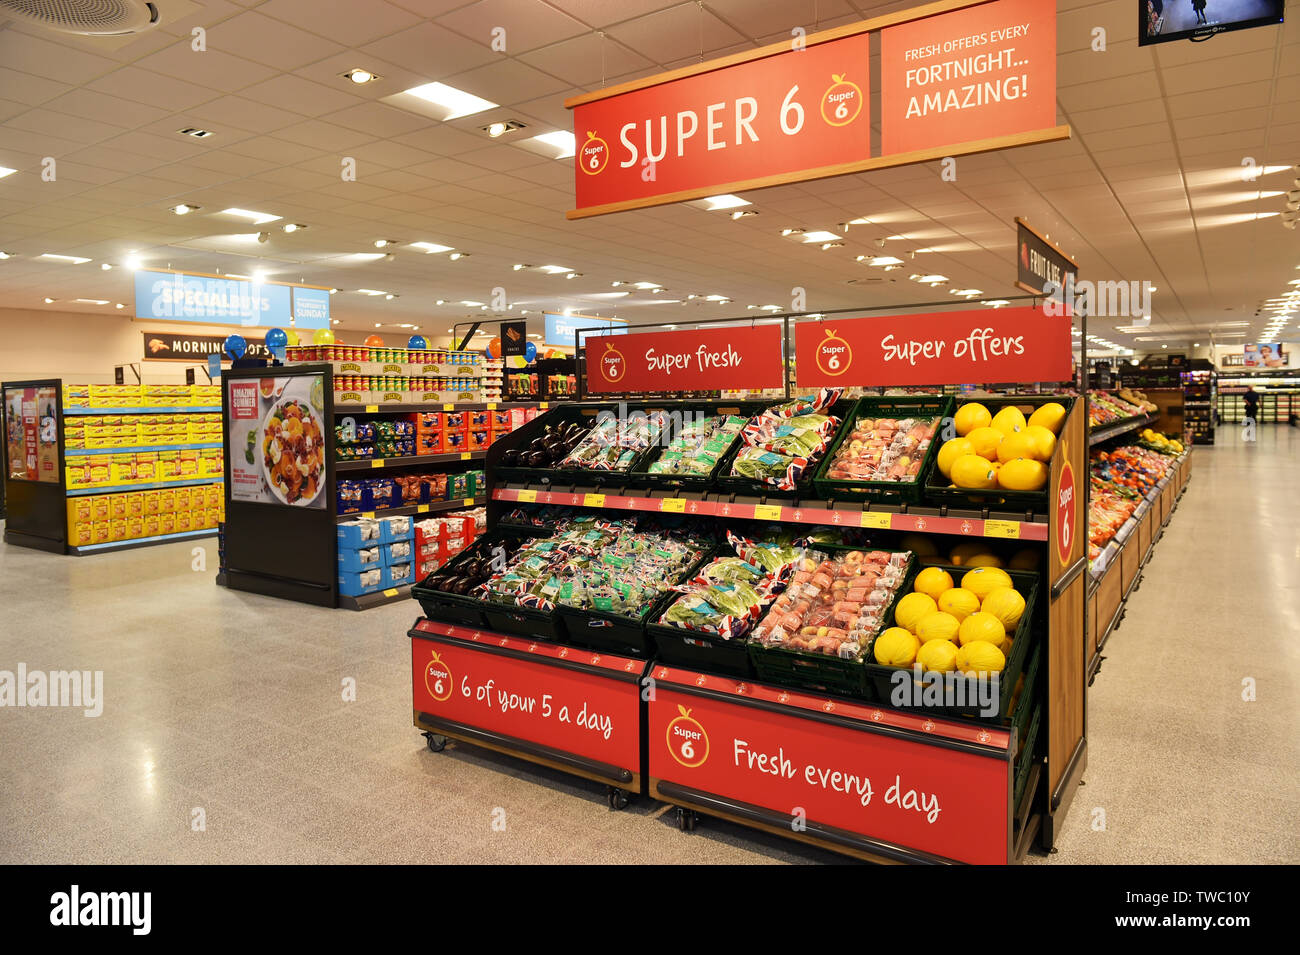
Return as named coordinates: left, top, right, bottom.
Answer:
left=676, top=807, right=697, bottom=832
left=606, top=786, right=630, bottom=811
left=424, top=732, right=448, bottom=753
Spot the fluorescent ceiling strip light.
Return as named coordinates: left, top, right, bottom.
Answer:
left=701, top=194, right=750, bottom=211
left=221, top=208, right=281, bottom=224
left=530, top=131, right=575, bottom=158
left=39, top=253, right=92, bottom=264
left=410, top=242, right=453, bottom=254
left=403, top=82, right=498, bottom=119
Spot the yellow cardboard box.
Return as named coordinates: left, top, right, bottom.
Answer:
left=143, top=490, right=160, bottom=515
left=92, top=522, right=111, bottom=544
left=159, top=513, right=175, bottom=535
left=70, top=522, right=93, bottom=547
left=126, top=517, right=143, bottom=540
left=174, top=510, right=192, bottom=533
left=108, top=494, right=127, bottom=520
left=89, top=496, right=110, bottom=522
left=108, top=520, right=127, bottom=542
left=157, top=488, right=175, bottom=513
left=143, top=514, right=160, bottom=538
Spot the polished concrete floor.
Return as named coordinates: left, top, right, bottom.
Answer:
left=1, top=424, right=1296, bottom=864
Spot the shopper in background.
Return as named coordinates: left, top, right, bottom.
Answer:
left=1192, top=0, right=1208, bottom=25
left=1243, top=386, right=1259, bottom=424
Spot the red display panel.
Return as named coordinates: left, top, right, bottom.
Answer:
left=880, top=0, right=1057, bottom=156
left=649, top=685, right=1009, bottom=864
left=584, top=324, right=785, bottom=393
left=570, top=32, right=871, bottom=214
left=795, top=308, right=1072, bottom=388
left=411, top=625, right=644, bottom=776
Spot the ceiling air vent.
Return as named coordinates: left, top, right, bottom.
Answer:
left=0, top=0, right=159, bottom=36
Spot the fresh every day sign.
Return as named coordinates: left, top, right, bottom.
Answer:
left=584, top=324, right=784, bottom=393
left=133, top=270, right=329, bottom=329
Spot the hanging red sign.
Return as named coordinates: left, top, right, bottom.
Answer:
left=585, top=325, right=785, bottom=394
left=567, top=31, right=871, bottom=217
left=795, top=308, right=1072, bottom=388
left=880, top=0, right=1057, bottom=156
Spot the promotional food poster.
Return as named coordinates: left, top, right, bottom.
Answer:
left=227, top=373, right=327, bottom=508
left=4, top=385, right=59, bottom=483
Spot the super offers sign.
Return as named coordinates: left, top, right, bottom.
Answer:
left=585, top=325, right=784, bottom=393
left=796, top=307, right=1072, bottom=388
left=566, top=0, right=1063, bottom=218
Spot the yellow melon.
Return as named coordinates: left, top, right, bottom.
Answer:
left=915, top=611, right=961, bottom=645
left=965, top=426, right=1004, bottom=461
left=961, top=566, right=1013, bottom=600
left=873, top=627, right=920, bottom=666
left=953, top=402, right=991, bottom=437
left=951, top=454, right=998, bottom=489
left=991, top=405, right=1027, bottom=437
left=936, top=437, right=975, bottom=478
left=1028, top=402, right=1067, bottom=435
left=894, top=592, right=938, bottom=633
left=956, top=640, right=1006, bottom=676
left=937, top=587, right=981, bottom=622
left=916, top=639, right=959, bottom=673
left=913, top=566, right=954, bottom=601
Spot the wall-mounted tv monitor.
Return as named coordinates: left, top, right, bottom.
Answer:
left=1139, top=0, right=1284, bottom=46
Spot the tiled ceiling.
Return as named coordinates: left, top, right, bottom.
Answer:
left=0, top=0, right=1297, bottom=352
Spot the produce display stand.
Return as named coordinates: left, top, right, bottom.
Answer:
left=1086, top=448, right=1191, bottom=680
left=404, top=332, right=1093, bottom=861
left=3, top=377, right=223, bottom=555
left=409, top=618, right=649, bottom=808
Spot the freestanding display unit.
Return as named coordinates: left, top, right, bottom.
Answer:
left=405, top=308, right=1098, bottom=863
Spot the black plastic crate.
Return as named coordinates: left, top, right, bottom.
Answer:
left=626, top=400, right=765, bottom=491
left=410, top=535, right=501, bottom=628
left=645, top=587, right=757, bottom=678
left=1014, top=701, right=1043, bottom=811
left=480, top=600, right=568, bottom=642
left=813, top=394, right=954, bottom=504
left=863, top=563, right=1041, bottom=721
left=746, top=549, right=917, bottom=700
left=923, top=395, right=1075, bottom=512
left=714, top=398, right=852, bottom=501
left=494, top=403, right=654, bottom=488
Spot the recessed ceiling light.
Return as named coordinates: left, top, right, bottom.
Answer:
left=342, top=68, right=380, bottom=85
left=356, top=289, right=390, bottom=296
left=800, top=231, right=840, bottom=243
left=38, top=253, right=91, bottom=264
left=912, top=274, right=949, bottom=284
left=177, top=127, right=213, bottom=138
left=43, top=298, right=55, bottom=304
left=0, top=166, right=16, bottom=179
left=329, top=288, right=338, bottom=295
left=631, top=281, right=660, bottom=290
left=860, top=256, right=904, bottom=266
left=983, top=300, right=1011, bottom=307
left=403, top=82, right=498, bottom=120
left=374, top=239, right=397, bottom=248
left=221, top=207, right=280, bottom=225
left=410, top=241, right=453, bottom=254
left=566, top=272, right=581, bottom=279
left=528, top=130, right=576, bottom=158
left=0, top=251, right=12, bottom=259
left=781, top=228, right=805, bottom=237
left=172, top=203, right=200, bottom=215
left=385, top=294, right=395, bottom=300
left=731, top=209, right=758, bottom=220
left=124, top=254, right=142, bottom=271
left=460, top=300, right=484, bottom=307
left=74, top=299, right=110, bottom=305
left=538, top=265, right=572, bottom=274
left=282, top=223, right=306, bottom=233
left=820, top=242, right=843, bottom=250
left=482, top=120, right=526, bottom=138
left=115, top=303, right=124, bottom=309
left=100, top=263, right=112, bottom=271
left=448, top=252, right=468, bottom=261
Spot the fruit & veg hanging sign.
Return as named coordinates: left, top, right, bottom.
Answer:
left=565, top=0, right=1066, bottom=219
left=584, top=324, right=785, bottom=394
left=567, top=31, right=871, bottom=217
left=650, top=687, right=1010, bottom=864
left=795, top=307, right=1072, bottom=388
left=409, top=631, right=643, bottom=771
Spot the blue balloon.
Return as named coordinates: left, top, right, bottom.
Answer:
left=265, top=328, right=288, bottom=349
left=524, top=341, right=537, bottom=363
left=407, top=335, right=428, bottom=350
left=224, top=334, right=247, bottom=360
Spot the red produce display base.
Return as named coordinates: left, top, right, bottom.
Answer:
left=646, top=664, right=1019, bottom=865
left=409, top=619, right=650, bottom=797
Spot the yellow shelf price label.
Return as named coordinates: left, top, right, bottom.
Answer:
left=362, top=511, right=375, bottom=519
left=417, top=504, right=429, bottom=513
left=539, top=402, right=549, bottom=409
left=486, top=402, right=497, bottom=410
left=460, top=452, right=472, bottom=460
left=583, top=493, right=606, bottom=508
left=383, top=588, right=399, bottom=597
left=517, top=490, right=538, bottom=503
left=463, top=498, right=475, bottom=506
left=365, top=405, right=379, bottom=413
left=984, top=520, right=1021, bottom=539
left=659, top=497, right=687, bottom=513
left=443, top=403, right=455, bottom=412
left=860, top=512, right=892, bottom=530
left=370, top=459, right=385, bottom=468
left=754, top=504, right=784, bottom=521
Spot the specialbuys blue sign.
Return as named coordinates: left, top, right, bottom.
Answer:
left=133, top=270, right=329, bottom=330
left=543, top=312, right=627, bottom=347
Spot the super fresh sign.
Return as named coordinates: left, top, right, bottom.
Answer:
left=133, top=270, right=329, bottom=329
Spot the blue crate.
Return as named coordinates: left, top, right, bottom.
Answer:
left=380, top=539, right=414, bottom=566
left=382, top=561, right=414, bottom=588
left=337, top=519, right=381, bottom=550
left=338, top=567, right=385, bottom=597
left=337, top=546, right=384, bottom=574
left=378, top=515, right=413, bottom=543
